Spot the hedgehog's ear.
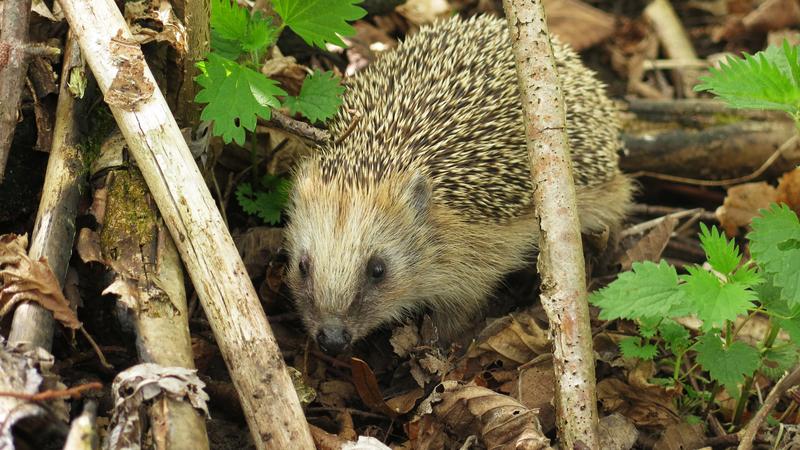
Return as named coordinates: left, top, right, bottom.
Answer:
left=403, top=172, right=432, bottom=217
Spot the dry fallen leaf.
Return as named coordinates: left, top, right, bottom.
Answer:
left=597, top=377, right=681, bottom=428
left=415, top=380, right=551, bottom=449
left=390, top=323, right=420, bottom=358
left=598, top=413, right=639, bottom=450
left=464, top=311, right=551, bottom=370
left=543, top=0, right=615, bottom=51
left=652, top=421, right=705, bottom=450
left=777, top=167, right=800, bottom=212
left=0, top=234, right=81, bottom=329
left=396, top=0, right=451, bottom=25
left=716, top=182, right=778, bottom=236
left=350, top=357, right=397, bottom=418
left=509, top=358, right=557, bottom=433
left=620, top=216, right=678, bottom=270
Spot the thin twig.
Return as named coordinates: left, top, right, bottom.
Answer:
left=738, top=364, right=800, bottom=450
left=79, top=326, right=113, bottom=369
left=0, top=381, right=102, bottom=402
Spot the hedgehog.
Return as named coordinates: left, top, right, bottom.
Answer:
left=284, top=15, right=633, bottom=354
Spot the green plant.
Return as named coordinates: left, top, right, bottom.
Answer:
left=195, top=0, right=365, bottom=145
left=695, top=41, right=800, bottom=125
left=589, top=206, right=800, bottom=421
left=195, top=0, right=365, bottom=224
left=235, top=174, right=292, bottom=225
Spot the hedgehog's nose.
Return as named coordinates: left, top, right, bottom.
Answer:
left=316, top=325, right=352, bottom=355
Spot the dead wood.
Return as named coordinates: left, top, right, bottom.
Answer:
left=502, top=0, right=599, bottom=447
left=8, top=34, right=84, bottom=351
left=0, top=0, right=34, bottom=183
left=56, top=0, right=314, bottom=447
left=621, top=99, right=800, bottom=181
left=96, top=165, right=209, bottom=449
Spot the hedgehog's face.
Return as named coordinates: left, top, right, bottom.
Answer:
left=285, top=163, right=433, bottom=354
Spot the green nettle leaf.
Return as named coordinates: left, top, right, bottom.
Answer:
left=589, top=261, right=688, bottom=321
left=748, top=204, right=800, bottom=307
left=638, top=316, right=661, bottom=339
left=619, top=337, right=658, bottom=360
left=211, top=0, right=278, bottom=58
left=195, top=53, right=287, bottom=145
left=235, top=175, right=292, bottom=225
left=658, top=319, right=691, bottom=354
left=271, top=0, right=366, bottom=48
left=698, top=223, right=741, bottom=275
left=681, top=267, right=756, bottom=330
left=284, top=70, right=345, bottom=123
left=695, top=333, right=760, bottom=397
left=695, top=41, right=800, bottom=115
left=778, top=317, right=800, bottom=343
left=761, top=344, right=800, bottom=380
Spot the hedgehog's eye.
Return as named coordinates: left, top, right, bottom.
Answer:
left=367, top=257, right=385, bottom=282
left=298, top=255, right=310, bottom=278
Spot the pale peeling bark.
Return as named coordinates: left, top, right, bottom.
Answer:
left=56, top=0, right=314, bottom=448
left=502, top=0, right=599, bottom=447
left=9, top=34, right=84, bottom=350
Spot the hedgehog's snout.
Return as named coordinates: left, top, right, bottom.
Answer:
left=316, top=321, right=352, bottom=355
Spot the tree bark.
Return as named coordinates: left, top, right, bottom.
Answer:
left=502, top=0, right=599, bottom=447
left=56, top=0, right=314, bottom=448
left=0, top=0, right=33, bottom=183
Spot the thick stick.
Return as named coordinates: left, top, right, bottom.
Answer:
left=56, top=0, right=314, bottom=448
left=8, top=34, right=84, bottom=350
left=0, top=0, right=33, bottom=183
left=502, top=0, right=599, bottom=447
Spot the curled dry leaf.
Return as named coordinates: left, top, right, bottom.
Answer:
left=350, top=357, right=398, bottom=417
left=716, top=182, right=778, bottom=236
left=415, top=381, right=551, bottom=450
left=124, top=0, right=187, bottom=54
left=597, top=374, right=681, bottom=428
left=0, top=234, right=81, bottom=329
left=105, top=363, right=209, bottom=450
left=463, top=312, right=551, bottom=372
left=390, top=323, right=419, bottom=358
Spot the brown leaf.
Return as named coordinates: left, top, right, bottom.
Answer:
left=742, top=0, right=800, bottom=33
left=465, top=312, right=551, bottom=369
left=598, top=413, right=639, bottom=450
left=652, top=421, right=705, bottom=450
left=396, top=0, right=451, bottom=25
left=350, top=357, right=397, bottom=418
left=716, top=182, right=779, bottom=236
left=389, top=323, right=420, bottom=358
left=543, top=0, right=616, bottom=51
left=0, top=234, right=80, bottom=329
left=510, top=359, right=557, bottom=433
left=777, top=167, right=800, bottom=212
left=597, top=377, right=680, bottom=428
left=385, top=388, right=424, bottom=416
left=416, top=381, right=551, bottom=449
left=620, top=216, right=678, bottom=270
